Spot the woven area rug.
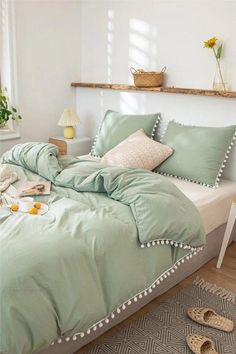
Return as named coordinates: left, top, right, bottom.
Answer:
left=85, top=278, right=236, bottom=354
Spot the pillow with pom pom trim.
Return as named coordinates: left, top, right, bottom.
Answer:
left=91, top=110, right=161, bottom=157
left=157, top=121, right=236, bottom=188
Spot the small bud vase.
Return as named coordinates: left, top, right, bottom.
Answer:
left=213, top=60, right=228, bottom=91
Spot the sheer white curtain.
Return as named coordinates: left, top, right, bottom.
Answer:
left=1, top=0, right=18, bottom=132
left=0, top=0, right=3, bottom=90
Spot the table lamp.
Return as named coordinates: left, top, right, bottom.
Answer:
left=58, top=109, right=80, bottom=139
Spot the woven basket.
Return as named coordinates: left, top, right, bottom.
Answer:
left=130, top=67, right=166, bottom=87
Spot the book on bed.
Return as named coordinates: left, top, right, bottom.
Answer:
left=16, top=181, right=51, bottom=197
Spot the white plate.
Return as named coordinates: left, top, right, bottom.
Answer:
left=9, top=202, right=49, bottom=215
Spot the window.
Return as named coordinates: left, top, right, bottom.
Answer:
left=0, top=0, right=19, bottom=140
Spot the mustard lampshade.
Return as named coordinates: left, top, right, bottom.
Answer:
left=58, top=109, right=80, bottom=139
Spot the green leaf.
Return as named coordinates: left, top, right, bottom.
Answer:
left=216, top=43, right=223, bottom=59
left=0, top=91, right=23, bottom=124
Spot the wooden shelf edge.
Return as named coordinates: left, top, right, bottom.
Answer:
left=71, top=82, right=236, bottom=98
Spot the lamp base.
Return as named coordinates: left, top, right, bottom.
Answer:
left=64, top=126, right=76, bottom=139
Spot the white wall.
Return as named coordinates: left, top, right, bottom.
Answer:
left=77, top=0, right=236, bottom=181
left=0, top=0, right=81, bottom=154
left=1, top=0, right=236, bottom=180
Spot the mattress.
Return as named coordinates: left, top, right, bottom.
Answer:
left=77, top=155, right=236, bottom=235
left=166, top=177, right=236, bottom=234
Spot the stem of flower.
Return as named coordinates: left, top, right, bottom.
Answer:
left=212, top=47, right=226, bottom=91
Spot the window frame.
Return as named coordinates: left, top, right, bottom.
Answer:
left=0, top=0, right=20, bottom=141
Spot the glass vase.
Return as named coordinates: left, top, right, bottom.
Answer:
left=213, top=60, right=228, bottom=91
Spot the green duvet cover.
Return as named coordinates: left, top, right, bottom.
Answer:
left=0, top=143, right=205, bottom=354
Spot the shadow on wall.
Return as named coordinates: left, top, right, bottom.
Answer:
left=106, top=10, right=159, bottom=115
left=128, top=18, right=158, bottom=77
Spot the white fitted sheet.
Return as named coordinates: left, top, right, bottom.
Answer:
left=77, top=155, right=236, bottom=235
left=166, top=177, right=236, bottom=234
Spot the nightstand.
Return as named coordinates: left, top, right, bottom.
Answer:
left=216, top=197, right=236, bottom=268
left=49, top=137, right=91, bottom=156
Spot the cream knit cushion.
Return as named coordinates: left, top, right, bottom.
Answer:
left=0, top=164, right=18, bottom=192
left=101, top=129, right=173, bottom=170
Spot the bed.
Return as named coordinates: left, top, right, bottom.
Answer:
left=0, top=143, right=235, bottom=354
left=39, top=157, right=236, bottom=354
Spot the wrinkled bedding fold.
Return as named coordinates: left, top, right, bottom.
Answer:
left=2, top=143, right=205, bottom=246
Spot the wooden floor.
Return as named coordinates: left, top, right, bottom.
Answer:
left=76, top=242, right=236, bottom=353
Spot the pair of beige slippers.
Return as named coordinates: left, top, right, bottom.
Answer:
left=186, top=307, right=234, bottom=354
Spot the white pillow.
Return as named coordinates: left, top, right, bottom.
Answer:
left=101, top=129, right=173, bottom=170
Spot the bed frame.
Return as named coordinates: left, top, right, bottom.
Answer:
left=38, top=223, right=236, bottom=354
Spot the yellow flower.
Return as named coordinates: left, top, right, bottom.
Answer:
left=204, top=37, right=218, bottom=48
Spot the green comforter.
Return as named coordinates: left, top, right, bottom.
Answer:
left=0, top=143, right=205, bottom=354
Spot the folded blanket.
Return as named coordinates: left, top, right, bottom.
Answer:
left=0, top=164, right=18, bottom=192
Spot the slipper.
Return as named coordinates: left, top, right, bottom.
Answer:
left=187, top=307, right=234, bottom=332
left=186, top=334, right=218, bottom=354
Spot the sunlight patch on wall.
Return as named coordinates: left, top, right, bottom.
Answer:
left=129, top=33, right=150, bottom=52
left=119, top=18, right=160, bottom=114
left=119, top=92, right=147, bottom=114
left=128, top=18, right=158, bottom=80
left=107, top=9, right=114, bottom=83
left=129, top=18, right=150, bottom=36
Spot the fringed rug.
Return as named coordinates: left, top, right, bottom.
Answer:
left=85, top=278, right=236, bottom=354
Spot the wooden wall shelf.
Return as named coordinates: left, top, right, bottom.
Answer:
left=71, top=82, right=236, bottom=99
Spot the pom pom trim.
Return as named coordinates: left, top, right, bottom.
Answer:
left=151, top=113, right=161, bottom=139
left=213, top=130, right=236, bottom=187
left=90, top=114, right=161, bottom=157
left=159, top=123, right=236, bottom=189
left=52, top=244, right=204, bottom=345
left=140, top=239, right=200, bottom=251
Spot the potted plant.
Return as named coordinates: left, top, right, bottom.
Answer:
left=0, top=89, right=22, bottom=129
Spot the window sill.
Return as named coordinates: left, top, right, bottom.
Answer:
left=0, top=129, right=20, bottom=141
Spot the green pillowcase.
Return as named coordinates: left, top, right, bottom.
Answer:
left=91, top=110, right=160, bottom=157
left=157, top=121, right=236, bottom=188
